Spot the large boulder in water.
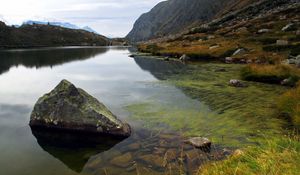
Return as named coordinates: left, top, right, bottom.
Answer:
left=29, top=79, right=131, bottom=137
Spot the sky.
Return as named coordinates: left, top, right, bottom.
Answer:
left=0, top=0, right=164, bottom=37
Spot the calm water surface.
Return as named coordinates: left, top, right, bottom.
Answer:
left=0, top=47, right=216, bottom=175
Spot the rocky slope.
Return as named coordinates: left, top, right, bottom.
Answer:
left=0, top=21, right=110, bottom=48
left=137, top=0, right=299, bottom=61
left=126, top=0, right=262, bottom=42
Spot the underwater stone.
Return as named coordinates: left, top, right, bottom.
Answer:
left=29, top=79, right=131, bottom=137
left=185, top=137, right=211, bottom=149
left=138, top=154, right=165, bottom=168
left=110, top=152, right=133, bottom=168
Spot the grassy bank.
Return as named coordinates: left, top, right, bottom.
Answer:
left=126, top=57, right=300, bottom=174
left=200, top=135, right=300, bottom=175
left=278, top=83, right=300, bottom=128
left=199, top=79, right=300, bottom=175
left=241, top=64, right=300, bottom=86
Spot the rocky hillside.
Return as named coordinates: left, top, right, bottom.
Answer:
left=0, top=22, right=110, bottom=48
left=137, top=0, right=299, bottom=58
left=126, top=0, right=262, bottom=42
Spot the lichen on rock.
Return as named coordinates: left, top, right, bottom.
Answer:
left=29, top=79, right=131, bottom=137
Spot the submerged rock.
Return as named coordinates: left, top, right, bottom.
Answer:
left=185, top=137, right=211, bottom=149
left=138, top=154, right=165, bottom=168
left=110, top=152, right=133, bottom=168
left=29, top=79, right=131, bottom=137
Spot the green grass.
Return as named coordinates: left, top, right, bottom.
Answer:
left=278, top=83, right=300, bottom=128
left=200, top=135, right=300, bottom=175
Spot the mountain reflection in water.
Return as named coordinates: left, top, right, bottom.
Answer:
left=0, top=47, right=109, bottom=75
left=133, top=56, right=186, bottom=80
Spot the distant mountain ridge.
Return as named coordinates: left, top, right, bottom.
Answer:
left=23, top=20, right=99, bottom=34
left=0, top=21, right=110, bottom=48
left=126, top=0, right=264, bottom=42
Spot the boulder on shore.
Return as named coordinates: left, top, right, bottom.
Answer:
left=29, top=79, right=131, bottom=137
left=229, top=79, right=247, bottom=87
left=179, top=54, right=191, bottom=61
left=258, top=29, right=270, bottom=33
left=232, top=48, right=247, bottom=56
left=282, top=23, right=296, bottom=32
left=225, top=57, right=233, bottom=63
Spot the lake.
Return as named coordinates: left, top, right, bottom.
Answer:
left=0, top=47, right=221, bottom=175
left=0, top=46, right=286, bottom=175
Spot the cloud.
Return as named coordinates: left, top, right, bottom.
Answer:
left=0, top=0, right=164, bottom=37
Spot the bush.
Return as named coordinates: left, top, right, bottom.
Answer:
left=186, top=53, right=216, bottom=60
left=263, top=44, right=300, bottom=56
left=138, top=44, right=164, bottom=55
left=241, top=64, right=300, bottom=85
left=290, top=44, right=300, bottom=56
left=256, top=37, right=278, bottom=45
left=188, top=26, right=218, bottom=35
left=219, top=49, right=237, bottom=58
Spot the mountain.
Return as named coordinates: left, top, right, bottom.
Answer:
left=0, top=21, right=110, bottom=48
left=126, top=0, right=262, bottom=42
left=137, top=0, right=299, bottom=63
left=23, top=20, right=98, bottom=34
left=82, top=26, right=99, bottom=34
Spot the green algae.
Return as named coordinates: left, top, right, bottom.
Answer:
left=125, top=59, right=288, bottom=147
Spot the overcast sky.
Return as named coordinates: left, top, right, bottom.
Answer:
left=0, top=0, right=164, bottom=37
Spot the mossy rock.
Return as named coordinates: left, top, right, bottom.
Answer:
left=30, top=79, right=131, bottom=137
